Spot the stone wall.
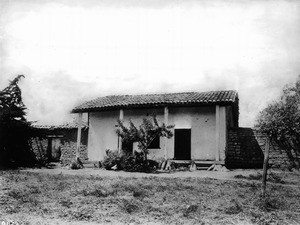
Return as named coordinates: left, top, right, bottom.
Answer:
left=226, top=128, right=264, bottom=169
left=226, top=127, right=300, bottom=170
left=60, top=142, right=88, bottom=166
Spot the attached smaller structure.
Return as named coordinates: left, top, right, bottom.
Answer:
left=30, top=123, right=88, bottom=165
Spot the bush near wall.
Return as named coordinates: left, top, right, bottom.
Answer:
left=253, top=130, right=300, bottom=170
left=29, top=137, right=49, bottom=164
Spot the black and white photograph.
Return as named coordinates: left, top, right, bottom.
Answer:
left=0, top=0, right=300, bottom=224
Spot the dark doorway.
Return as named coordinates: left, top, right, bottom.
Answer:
left=174, top=129, right=191, bottom=160
left=47, top=136, right=62, bottom=162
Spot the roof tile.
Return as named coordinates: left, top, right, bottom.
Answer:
left=72, top=90, right=238, bottom=113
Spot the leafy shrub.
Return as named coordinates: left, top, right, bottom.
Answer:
left=119, top=152, right=136, bottom=171
left=102, top=150, right=158, bottom=172
left=102, top=149, right=122, bottom=170
left=121, top=151, right=157, bottom=172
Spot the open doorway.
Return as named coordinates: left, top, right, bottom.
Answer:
left=174, top=129, right=191, bottom=160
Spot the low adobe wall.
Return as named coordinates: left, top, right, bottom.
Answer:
left=226, top=127, right=300, bottom=170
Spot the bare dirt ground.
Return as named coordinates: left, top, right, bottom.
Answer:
left=0, top=168, right=299, bottom=225
left=22, top=166, right=263, bottom=179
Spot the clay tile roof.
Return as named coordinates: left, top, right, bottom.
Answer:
left=72, top=90, right=238, bottom=113
left=31, top=122, right=88, bottom=130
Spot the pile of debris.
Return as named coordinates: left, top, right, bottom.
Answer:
left=159, top=160, right=229, bottom=172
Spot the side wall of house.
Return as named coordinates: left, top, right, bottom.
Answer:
left=88, top=110, right=119, bottom=161
left=168, top=106, right=217, bottom=160
left=88, top=105, right=228, bottom=162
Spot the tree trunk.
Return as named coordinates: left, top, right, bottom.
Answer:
left=143, top=149, right=148, bottom=161
left=261, top=137, right=270, bottom=198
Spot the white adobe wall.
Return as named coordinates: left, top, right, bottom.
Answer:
left=168, top=106, right=224, bottom=161
left=87, top=110, right=119, bottom=161
left=87, top=106, right=227, bottom=161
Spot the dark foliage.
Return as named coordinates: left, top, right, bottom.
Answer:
left=116, top=115, right=174, bottom=160
left=256, top=76, right=300, bottom=169
left=102, top=150, right=122, bottom=170
left=121, top=151, right=158, bottom=172
left=102, top=149, right=158, bottom=172
left=0, top=75, right=37, bottom=168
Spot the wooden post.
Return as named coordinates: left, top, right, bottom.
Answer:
left=164, top=106, right=169, bottom=160
left=261, top=137, right=270, bottom=198
left=76, top=112, right=83, bottom=159
left=215, top=105, right=220, bottom=161
left=118, top=109, right=124, bottom=153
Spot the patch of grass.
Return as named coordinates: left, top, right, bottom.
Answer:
left=268, top=172, right=285, bottom=184
left=248, top=173, right=262, bottom=180
left=7, top=189, right=25, bottom=199
left=255, top=195, right=284, bottom=212
left=120, top=198, right=140, bottom=214
left=0, top=170, right=299, bottom=224
left=183, top=204, right=198, bottom=217
left=234, top=174, right=247, bottom=179
left=78, top=185, right=116, bottom=197
left=234, top=172, right=285, bottom=184
left=132, top=189, right=148, bottom=199
left=59, top=199, right=73, bottom=208
left=224, top=199, right=243, bottom=215
left=69, top=207, right=94, bottom=221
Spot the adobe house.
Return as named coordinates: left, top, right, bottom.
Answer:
left=72, top=90, right=239, bottom=165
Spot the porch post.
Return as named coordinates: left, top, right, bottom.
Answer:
left=164, top=106, right=169, bottom=160
left=118, top=109, right=124, bottom=153
left=76, top=112, right=83, bottom=159
left=215, top=105, right=220, bottom=161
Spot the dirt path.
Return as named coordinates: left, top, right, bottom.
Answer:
left=21, top=167, right=300, bottom=188
left=22, top=167, right=263, bottom=180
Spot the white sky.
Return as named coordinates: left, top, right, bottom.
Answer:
left=1, top=0, right=300, bottom=126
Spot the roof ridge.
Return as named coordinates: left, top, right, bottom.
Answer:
left=90, top=90, right=237, bottom=98
left=72, top=90, right=238, bottom=113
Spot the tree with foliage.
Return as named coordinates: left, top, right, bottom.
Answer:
left=116, top=115, right=174, bottom=161
left=256, top=76, right=300, bottom=170
left=0, top=75, right=37, bottom=167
